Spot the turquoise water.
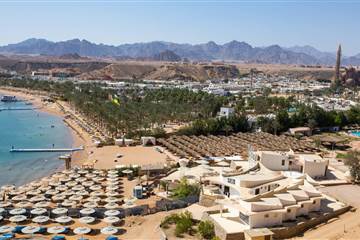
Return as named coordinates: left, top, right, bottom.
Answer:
left=0, top=97, right=73, bottom=186
left=351, top=131, right=360, bottom=137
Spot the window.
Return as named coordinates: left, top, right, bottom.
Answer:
left=265, top=214, right=269, bottom=218
left=287, top=209, right=291, bottom=213
left=313, top=200, right=316, bottom=204
left=289, top=161, right=292, bottom=165
left=255, top=188, right=260, bottom=195
left=281, top=160, right=285, bottom=166
left=227, top=178, right=235, bottom=184
left=301, top=204, right=304, bottom=208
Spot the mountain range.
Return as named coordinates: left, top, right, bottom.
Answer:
left=1, top=38, right=359, bottom=65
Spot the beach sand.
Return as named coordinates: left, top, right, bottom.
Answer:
left=91, top=145, right=169, bottom=169
left=0, top=87, right=173, bottom=171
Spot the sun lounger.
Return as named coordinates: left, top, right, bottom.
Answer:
left=106, top=236, right=118, bottom=240
left=12, top=226, right=25, bottom=233
left=52, top=236, right=66, bottom=240
left=1, top=233, right=14, bottom=239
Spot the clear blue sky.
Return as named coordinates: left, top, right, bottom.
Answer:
left=0, top=0, right=359, bottom=55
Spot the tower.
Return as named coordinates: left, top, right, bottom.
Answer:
left=335, top=44, right=342, bottom=82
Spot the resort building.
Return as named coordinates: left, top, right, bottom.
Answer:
left=197, top=164, right=346, bottom=239
left=214, top=179, right=324, bottom=229
left=218, top=107, right=235, bottom=118
left=256, top=151, right=328, bottom=178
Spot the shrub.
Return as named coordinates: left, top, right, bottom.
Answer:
left=174, top=211, right=193, bottom=237
left=211, top=236, right=221, bottom=240
left=160, top=213, right=180, bottom=229
left=171, top=177, right=200, bottom=200
left=198, top=220, right=215, bottom=239
left=161, top=211, right=193, bottom=237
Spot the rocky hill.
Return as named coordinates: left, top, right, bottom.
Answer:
left=2, top=38, right=360, bottom=65
left=78, top=62, right=240, bottom=81
left=151, top=50, right=181, bottom=62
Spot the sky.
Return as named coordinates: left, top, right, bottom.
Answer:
left=0, top=0, right=359, bottom=55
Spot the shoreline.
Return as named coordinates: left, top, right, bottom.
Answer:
left=0, top=86, right=173, bottom=174
left=0, top=87, right=90, bottom=169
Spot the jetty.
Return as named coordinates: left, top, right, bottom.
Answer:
left=9, top=146, right=84, bottom=153
left=0, top=107, right=38, bottom=111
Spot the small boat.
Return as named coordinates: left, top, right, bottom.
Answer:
left=1, top=95, right=17, bottom=102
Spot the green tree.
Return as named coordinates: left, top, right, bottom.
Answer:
left=171, top=178, right=200, bottom=199
left=344, top=151, right=360, bottom=182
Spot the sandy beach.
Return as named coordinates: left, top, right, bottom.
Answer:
left=0, top=87, right=173, bottom=171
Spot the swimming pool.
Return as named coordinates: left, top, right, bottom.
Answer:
left=351, top=131, right=360, bottom=137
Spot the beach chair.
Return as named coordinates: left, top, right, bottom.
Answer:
left=12, top=226, right=25, bottom=233
left=1, top=233, right=14, bottom=239
left=38, top=226, right=47, bottom=234
left=52, top=236, right=66, bottom=240
left=64, top=227, right=70, bottom=234
left=106, top=236, right=118, bottom=240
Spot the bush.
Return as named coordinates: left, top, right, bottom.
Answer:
left=160, top=213, right=180, bottom=229
left=161, top=211, right=193, bottom=237
left=171, top=177, right=200, bottom=200
left=174, top=211, right=193, bottom=237
left=198, top=220, right=215, bottom=239
left=211, top=236, right=221, bottom=240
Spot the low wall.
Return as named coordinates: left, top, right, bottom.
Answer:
left=271, top=205, right=351, bottom=239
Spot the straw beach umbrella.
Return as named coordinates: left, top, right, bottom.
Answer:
left=9, top=208, right=26, bottom=215
left=100, top=226, right=118, bottom=235
left=21, top=226, right=40, bottom=235
left=47, top=226, right=66, bottom=234
left=79, top=216, right=96, bottom=224
left=80, top=208, right=95, bottom=216
left=15, top=201, right=32, bottom=208
left=104, top=202, right=119, bottom=209
left=34, top=201, right=50, bottom=208
left=9, top=215, right=27, bottom=223
left=74, top=226, right=91, bottom=236
left=30, top=208, right=47, bottom=216
left=0, top=226, right=14, bottom=233
left=0, top=202, right=12, bottom=208
left=55, top=216, right=73, bottom=224
left=103, top=216, right=120, bottom=225
left=104, top=210, right=120, bottom=217
left=32, top=215, right=50, bottom=224
left=52, top=208, right=68, bottom=216
left=83, top=201, right=98, bottom=208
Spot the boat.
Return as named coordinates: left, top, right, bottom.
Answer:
left=1, top=95, right=17, bottom=102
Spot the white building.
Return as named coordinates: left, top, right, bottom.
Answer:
left=211, top=177, right=324, bottom=229
left=218, top=107, right=235, bottom=118
left=256, top=151, right=328, bottom=178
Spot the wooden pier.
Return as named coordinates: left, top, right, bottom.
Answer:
left=0, top=107, right=38, bottom=111
left=9, top=146, right=84, bottom=153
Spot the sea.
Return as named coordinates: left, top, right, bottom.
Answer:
left=0, top=97, right=73, bottom=186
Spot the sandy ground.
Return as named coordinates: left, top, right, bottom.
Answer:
left=91, top=145, right=169, bottom=169
left=350, top=140, right=360, bottom=151
left=0, top=87, right=175, bottom=170
left=294, top=185, right=360, bottom=240
left=6, top=208, right=181, bottom=240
